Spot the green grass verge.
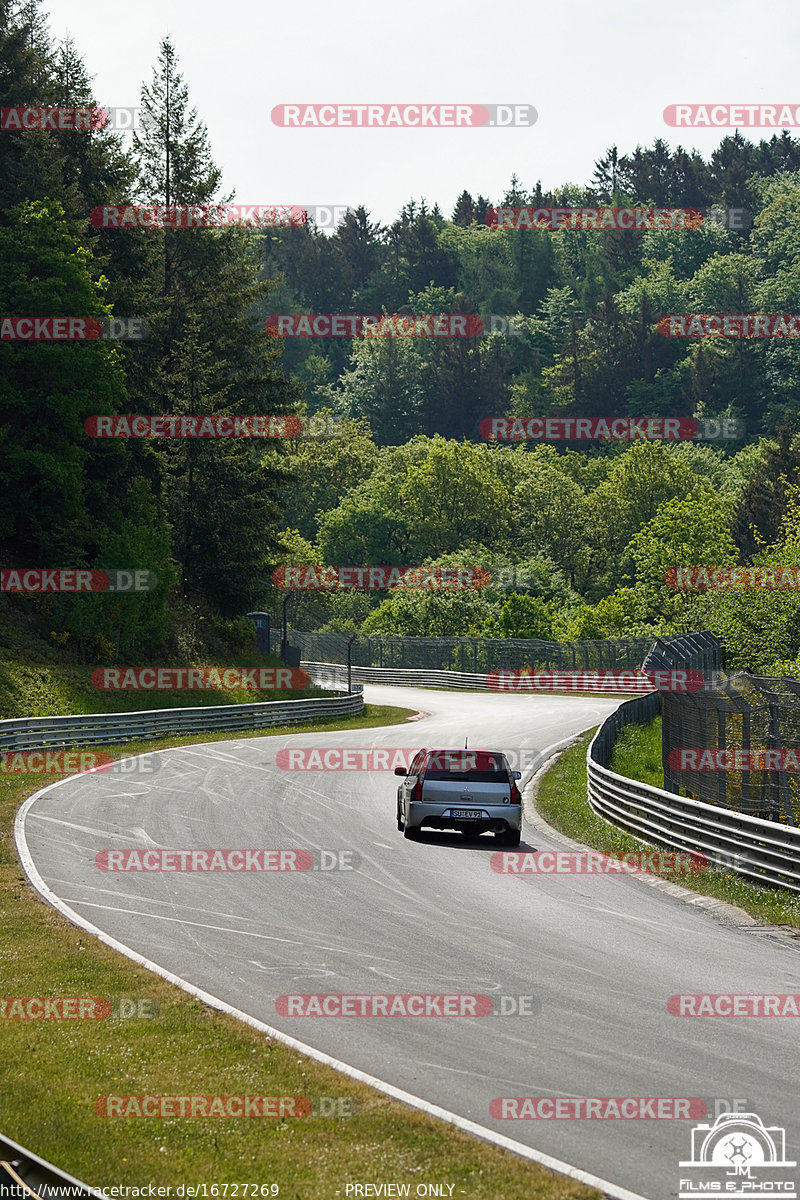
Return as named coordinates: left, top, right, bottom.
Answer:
left=0, top=656, right=335, bottom=720
left=0, top=706, right=599, bottom=1200
left=608, top=718, right=666, bottom=789
left=535, top=725, right=800, bottom=928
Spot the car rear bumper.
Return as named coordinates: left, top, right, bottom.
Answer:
left=407, top=802, right=521, bottom=834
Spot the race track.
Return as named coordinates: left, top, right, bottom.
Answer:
left=17, top=685, right=800, bottom=1200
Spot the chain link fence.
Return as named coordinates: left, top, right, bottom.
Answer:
left=269, top=630, right=659, bottom=673
left=644, top=635, right=800, bottom=828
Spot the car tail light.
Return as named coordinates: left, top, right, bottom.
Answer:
left=509, top=776, right=521, bottom=804
left=411, top=776, right=423, bottom=802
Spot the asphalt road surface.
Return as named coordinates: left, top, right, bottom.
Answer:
left=17, top=685, right=800, bottom=1200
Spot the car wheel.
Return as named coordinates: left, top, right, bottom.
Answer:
left=497, top=828, right=521, bottom=847
left=403, top=824, right=419, bottom=840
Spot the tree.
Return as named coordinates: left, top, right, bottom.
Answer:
left=511, top=448, right=589, bottom=586
left=484, top=593, right=555, bottom=639
left=731, top=429, right=800, bottom=557
left=269, top=412, right=379, bottom=542
left=626, top=490, right=738, bottom=626
left=329, top=332, right=425, bottom=444
left=133, top=37, right=222, bottom=210
left=333, top=206, right=383, bottom=305
left=132, top=36, right=225, bottom=314
left=125, top=41, right=298, bottom=616
left=157, top=314, right=293, bottom=616
left=0, top=200, right=128, bottom=561
left=583, top=441, right=709, bottom=595
left=361, top=569, right=496, bottom=637
left=396, top=438, right=513, bottom=560
left=697, top=487, right=800, bottom=672
left=592, top=145, right=621, bottom=202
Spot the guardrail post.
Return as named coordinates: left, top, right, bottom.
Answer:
left=347, top=634, right=356, bottom=695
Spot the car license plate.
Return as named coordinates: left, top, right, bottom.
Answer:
left=450, top=808, right=484, bottom=820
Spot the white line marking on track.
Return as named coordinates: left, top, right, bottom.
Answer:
left=15, top=742, right=650, bottom=1200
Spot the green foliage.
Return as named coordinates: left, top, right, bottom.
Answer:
left=270, top=412, right=379, bottom=542
left=0, top=200, right=127, bottom=559
left=484, top=593, right=555, bottom=640
left=6, top=3, right=800, bottom=669
left=626, top=490, right=738, bottom=624
left=697, top=486, right=800, bottom=671
left=361, top=580, right=496, bottom=638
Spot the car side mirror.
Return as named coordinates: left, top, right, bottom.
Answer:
left=394, top=766, right=408, bottom=776
left=513, top=771, right=521, bottom=779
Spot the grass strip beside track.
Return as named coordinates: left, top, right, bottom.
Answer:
left=0, top=705, right=600, bottom=1200
left=534, top=723, right=800, bottom=928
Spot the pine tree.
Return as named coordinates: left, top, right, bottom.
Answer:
left=452, top=190, right=477, bottom=226
left=133, top=37, right=222, bottom=209
left=127, top=38, right=299, bottom=616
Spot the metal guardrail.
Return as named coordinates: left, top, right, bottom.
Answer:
left=302, top=662, right=656, bottom=692
left=0, top=1128, right=100, bottom=1198
left=588, top=695, right=800, bottom=894
left=0, top=693, right=363, bottom=755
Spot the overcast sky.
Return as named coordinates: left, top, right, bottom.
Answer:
left=40, top=0, right=800, bottom=226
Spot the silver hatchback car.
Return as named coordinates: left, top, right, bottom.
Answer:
left=395, top=748, right=522, bottom=845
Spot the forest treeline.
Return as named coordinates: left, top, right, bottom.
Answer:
left=3, top=0, right=800, bottom=673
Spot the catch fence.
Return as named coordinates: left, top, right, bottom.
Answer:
left=270, top=630, right=657, bottom=674
left=644, top=634, right=800, bottom=827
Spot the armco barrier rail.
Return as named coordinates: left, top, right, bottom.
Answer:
left=0, top=1128, right=99, bottom=1197
left=588, top=694, right=800, bottom=894
left=303, top=662, right=656, bottom=692
left=0, top=693, right=363, bottom=755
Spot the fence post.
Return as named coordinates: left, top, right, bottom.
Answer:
left=768, top=702, right=782, bottom=822
left=717, top=707, right=726, bottom=808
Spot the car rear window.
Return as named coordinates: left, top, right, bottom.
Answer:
left=423, top=751, right=510, bottom=783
